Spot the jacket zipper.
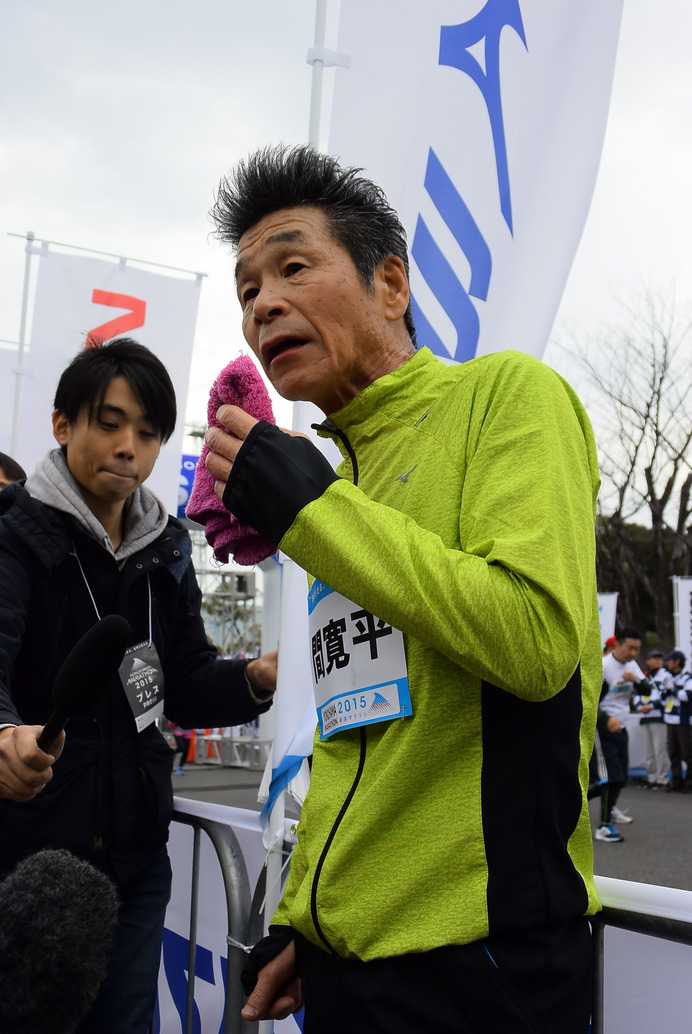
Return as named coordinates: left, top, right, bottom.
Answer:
left=310, top=726, right=367, bottom=951
left=308, top=421, right=364, bottom=953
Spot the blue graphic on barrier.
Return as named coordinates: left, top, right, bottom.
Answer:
left=410, top=0, right=527, bottom=363
left=274, top=1010, right=306, bottom=1032
left=156, top=928, right=228, bottom=1034
left=156, top=926, right=301, bottom=1032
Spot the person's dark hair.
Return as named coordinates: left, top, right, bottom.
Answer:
left=54, top=337, right=176, bottom=443
left=615, top=627, right=642, bottom=643
left=211, top=144, right=417, bottom=344
left=0, top=453, right=26, bottom=482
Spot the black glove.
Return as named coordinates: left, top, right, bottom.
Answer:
left=223, top=421, right=339, bottom=546
left=240, top=925, right=296, bottom=997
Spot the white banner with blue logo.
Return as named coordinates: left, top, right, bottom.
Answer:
left=328, top=0, right=624, bottom=364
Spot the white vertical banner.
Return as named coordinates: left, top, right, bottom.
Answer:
left=328, top=0, right=624, bottom=364
left=0, top=349, right=16, bottom=456
left=672, top=577, right=692, bottom=665
left=597, top=591, right=618, bottom=645
left=13, top=247, right=202, bottom=514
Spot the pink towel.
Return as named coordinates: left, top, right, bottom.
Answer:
left=186, top=355, right=277, bottom=566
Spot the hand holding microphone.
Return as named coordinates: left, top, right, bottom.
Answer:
left=0, top=726, right=63, bottom=803
left=0, top=616, right=130, bottom=803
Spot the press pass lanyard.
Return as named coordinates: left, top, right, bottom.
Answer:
left=70, top=546, right=165, bottom=732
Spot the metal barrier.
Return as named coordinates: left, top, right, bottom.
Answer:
left=162, top=810, right=692, bottom=1034
left=591, top=906, right=692, bottom=1034
left=196, top=732, right=272, bottom=771
left=168, top=809, right=260, bottom=1034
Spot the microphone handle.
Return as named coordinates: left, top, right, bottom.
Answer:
left=36, top=712, right=68, bottom=754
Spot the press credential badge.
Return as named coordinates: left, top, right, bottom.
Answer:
left=308, top=579, right=412, bottom=740
left=119, top=641, right=164, bottom=732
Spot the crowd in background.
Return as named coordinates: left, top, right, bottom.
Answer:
left=592, top=629, right=691, bottom=843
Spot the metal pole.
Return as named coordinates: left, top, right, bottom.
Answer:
left=258, top=556, right=294, bottom=1034
left=173, top=811, right=257, bottom=1033
left=10, top=231, right=35, bottom=458
left=186, top=828, right=202, bottom=1033
left=308, top=0, right=328, bottom=147
left=259, top=12, right=330, bottom=1031
left=6, top=230, right=206, bottom=277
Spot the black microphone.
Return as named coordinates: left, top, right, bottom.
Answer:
left=37, top=615, right=131, bottom=753
left=0, top=848, right=119, bottom=1034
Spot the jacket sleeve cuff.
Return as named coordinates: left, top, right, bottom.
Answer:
left=243, top=666, right=274, bottom=707
left=240, top=924, right=295, bottom=997
left=222, top=422, right=339, bottom=546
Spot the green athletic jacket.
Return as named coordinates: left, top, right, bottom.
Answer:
left=226, top=347, right=602, bottom=961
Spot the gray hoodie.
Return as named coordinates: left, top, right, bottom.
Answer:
left=25, top=449, right=168, bottom=562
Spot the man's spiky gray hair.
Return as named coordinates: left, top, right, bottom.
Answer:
left=211, top=144, right=416, bottom=343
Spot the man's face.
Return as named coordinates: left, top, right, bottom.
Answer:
left=613, top=638, right=641, bottom=664
left=0, top=467, right=12, bottom=490
left=666, top=657, right=683, bottom=675
left=52, top=375, right=161, bottom=518
left=647, top=656, right=663, bottom=673
left=235, top=207, right=408, bottom=414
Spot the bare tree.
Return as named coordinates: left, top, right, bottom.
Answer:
left=556, top=288, right=692, bottom=645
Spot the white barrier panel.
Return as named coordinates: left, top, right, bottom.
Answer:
left=626, top=713, right=647, bottom=773
left=594, top=876, right=692, bottom=1034
left=157, top=799, right=302, bottom=1034
left=603, top=929, right=692, bottom=1034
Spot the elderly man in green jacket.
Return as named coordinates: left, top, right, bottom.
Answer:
left=205, top=145, right=602, bottom=1034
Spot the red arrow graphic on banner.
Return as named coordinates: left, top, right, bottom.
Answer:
left=86, top=289, right=146, bottom=348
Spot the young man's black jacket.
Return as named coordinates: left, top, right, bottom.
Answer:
left=0, top=482, right=271, bottom=883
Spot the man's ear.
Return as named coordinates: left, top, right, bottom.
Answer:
left=52, top=410, right=70, bottom=447
left=377, top=256, right=410, bottom=323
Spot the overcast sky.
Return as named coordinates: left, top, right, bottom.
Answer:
left=1, top=0, right=690, bottom=435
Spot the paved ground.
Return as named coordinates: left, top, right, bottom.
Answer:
left=173, top=764, right=692, bottom=892
left=588, top=780, right=692, bottom=891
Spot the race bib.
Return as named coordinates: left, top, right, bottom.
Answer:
left=119, top=641, right=165, bottom=732
left=605, top=680, right=631, bottom=702
left=308, top=580, right=412, bottom=740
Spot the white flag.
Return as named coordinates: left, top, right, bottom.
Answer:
left=260, top=557, right=315, bottom=826
left=329, top=0, right=624, bottom=363
left=672, top=578, right=692, bottom=665
left=12, top=246, right=202, bottom=514
left=597, top=592, right=619, bottom=645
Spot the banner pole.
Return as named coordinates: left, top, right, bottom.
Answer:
left=259, top=16, right=331, bottom=1018
left=308, top=0, right=328, bottom=147
left=10, top=231, right=35, bottom=458
left=672, top=577, right=679, bottom=648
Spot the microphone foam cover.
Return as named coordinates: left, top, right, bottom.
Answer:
left=0, top=848, right=119, bottom=1033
